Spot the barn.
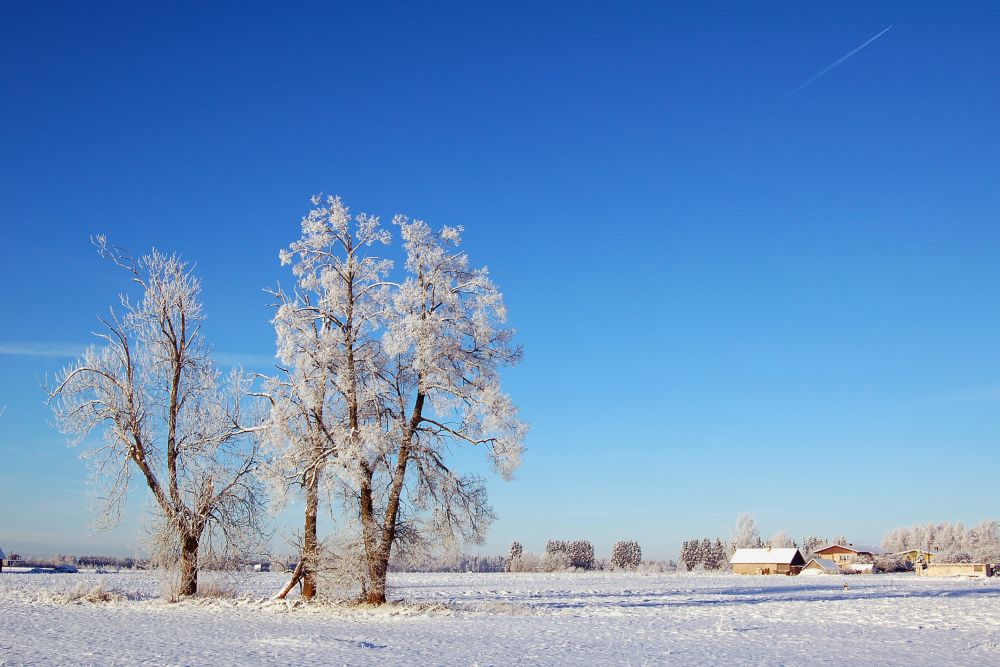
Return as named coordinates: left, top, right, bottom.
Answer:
left=730, top=547, right=805, bottom=575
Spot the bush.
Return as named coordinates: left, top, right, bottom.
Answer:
left=636, top=559, right=677, bottom=573
left=874, top=555, right=911, bottom=573
left=940, top=551, right=973, bottom=564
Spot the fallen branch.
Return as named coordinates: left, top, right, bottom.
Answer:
left=274, top=561, right=304, bottom=600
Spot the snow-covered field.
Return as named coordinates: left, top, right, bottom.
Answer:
left=3, top=571, right=1000, bottom=665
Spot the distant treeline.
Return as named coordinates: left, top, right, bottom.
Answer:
left=7, top=554, right=146, bottom=569
left=390, top=554, right=507, bottom=573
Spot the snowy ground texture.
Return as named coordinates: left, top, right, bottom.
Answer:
left=4, top=571, right=1000, bottom=666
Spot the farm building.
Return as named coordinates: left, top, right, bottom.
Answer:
left=799, top=558, right=839, bottom=575
left=916, top=562, right=993, bottom=578
left=730, top=547, right=805, bottom=575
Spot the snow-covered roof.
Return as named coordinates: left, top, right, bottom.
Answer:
left=730, top=548, right=802, bottom=565
left=803, top=558, right=839, bottom=571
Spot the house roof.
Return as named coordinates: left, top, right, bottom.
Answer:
left=0, top=546, right=5, bottom=559
left=730, top=548, right=802, bottom=565
left=852, top=545, right=884, bottom=555
left=814, top=544, right=856, bottom=554
left=803, top=558, right=839, bottom=571
left=814, top=544, right=883, bottom=555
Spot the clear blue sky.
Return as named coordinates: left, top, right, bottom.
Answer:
left=2, top=2, right=999, bottom=560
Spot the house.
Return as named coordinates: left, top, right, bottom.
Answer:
left=894, top=549, right=934, bottom=565
left=0, top=546, right=4, bottom=573
left=799, top=558, right=840, bottom=575
left=253, top=562, right=270, bottom=572
left=915, top=562, right=993, bottom=578
left=813, top=544, right=880, bottom=570
left=730, top=547, right=805, bottom=575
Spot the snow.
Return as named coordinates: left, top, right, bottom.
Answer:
left=4, top=571, right=1000, bottom=665
left=730, top=547, right=801, bottom=564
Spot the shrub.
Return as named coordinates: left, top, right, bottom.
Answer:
left=874, top=555, right=911, bottom=573
left=940, top=551, right=973, bottom=564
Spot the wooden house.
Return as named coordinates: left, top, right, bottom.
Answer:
left=813, top=544, right=879, bottom=567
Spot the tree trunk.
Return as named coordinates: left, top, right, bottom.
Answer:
left=359, top=393, right=423, bottom=605
left=358, top=468, right=386, bottom=604
left=365, top=553, right=388, bottom=604
left=301, top=468, right=319, bottom=600
left=179, top=535, right=199, bottom=597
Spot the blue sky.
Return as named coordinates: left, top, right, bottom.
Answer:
left=2, top=2, right=1000, bottom=560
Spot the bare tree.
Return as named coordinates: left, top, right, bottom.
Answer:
left=47, top=239, right=266, bottom=596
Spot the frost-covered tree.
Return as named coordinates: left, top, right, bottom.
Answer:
left=47, top=240, right=266, bottom=596
left=353, top=214, right=527, bottom=603
left=731, top=513, right=761, bottom=550
left=610, top=540, right=642, bottom=570
left=881, top=520, right=1000, bottom=563
left=679, top=541, right=698, bottom=571
left=834, top=535, right=848, bottom=546
left=263, top=196, right=391, bottom=600
left=700, top=538, right=717, bottom=570
left=697, top=538, right=712, bottom=568
left=800, top=536, right=826, bottom=561
left=542, top=540, right=593, bottom=569
left=505, top=541, right=523, bottom=572
left=567, top=541, right=595, bottom=570
left=769, top=530, right=795, bottom=548
left=269, top=196, right=526, bottom=604
left=545, top=540, right=567, bottom=556
left=712, top=538, right=727, bottom=570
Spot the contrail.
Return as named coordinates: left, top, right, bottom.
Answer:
left=780, top=25, right=893, bottom=102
